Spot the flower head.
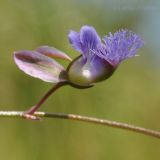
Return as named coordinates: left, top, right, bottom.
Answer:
left=14, top=25, right=144, bottom=88
left=67, top=26, right=144, bottom=86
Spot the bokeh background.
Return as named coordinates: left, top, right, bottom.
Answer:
left=0, top=0, right=160, bottom=159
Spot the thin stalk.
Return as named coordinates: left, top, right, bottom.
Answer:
left=0, top=111, right=159, bottom=139
left=25, top=81, right=67, bottom=114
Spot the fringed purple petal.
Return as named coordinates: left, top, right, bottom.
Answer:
left=95, top=29, right=144, bottom=66
left=14, top=50, right=66, bottom=83
left=36, top=46, right=72, bottom=61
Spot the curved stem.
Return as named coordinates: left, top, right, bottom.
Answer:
left=25, top=81, right=68, bottom=114
left=0, top=111, right=160, bottom=139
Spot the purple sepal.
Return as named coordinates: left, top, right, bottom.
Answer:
left=36, top=46, right=72, bottom=61
left=14, top=50, right=66, bottom=83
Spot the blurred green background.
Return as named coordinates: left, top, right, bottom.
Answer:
left=0, top=0, right=160, bottom=159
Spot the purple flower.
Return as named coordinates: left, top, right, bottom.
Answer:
left=67, top=26, right=144, bottom=86
left=14, top=25, right=144, bottom=88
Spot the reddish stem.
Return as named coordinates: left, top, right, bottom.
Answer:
left=24, top=81, right=68, bottom=115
